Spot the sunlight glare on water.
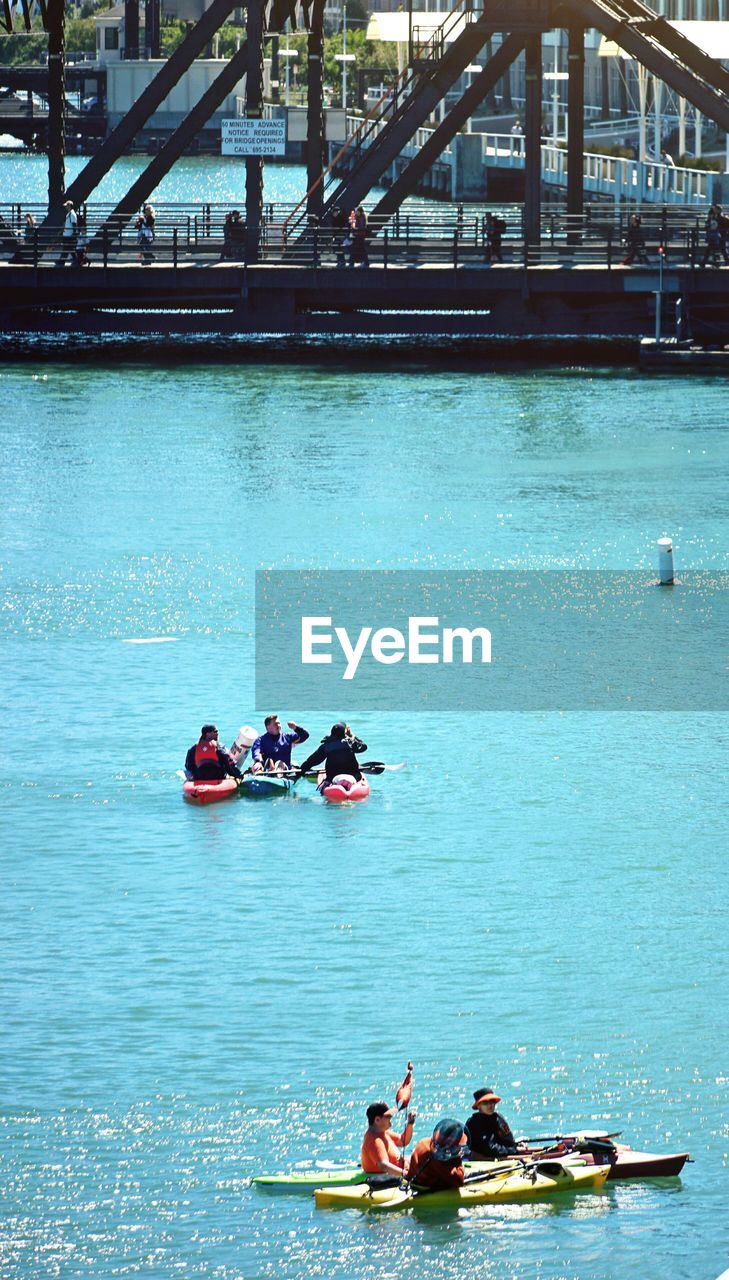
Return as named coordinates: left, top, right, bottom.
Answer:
left=1, top=336, right=728, bottom=1280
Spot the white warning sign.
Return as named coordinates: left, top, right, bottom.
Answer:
left=221, top=119, right=287, bottom=156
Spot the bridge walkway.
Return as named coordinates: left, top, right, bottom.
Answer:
left=2, top=201, right=723, bottom=272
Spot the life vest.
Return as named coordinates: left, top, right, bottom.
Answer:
left=195, top=739, right=219, bottom=769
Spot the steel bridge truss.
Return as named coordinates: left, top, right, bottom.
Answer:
left=18, top=0, right=729, bottom=253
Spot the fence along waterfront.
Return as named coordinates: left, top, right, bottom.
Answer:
left=0, top=201, right=720, bottom=270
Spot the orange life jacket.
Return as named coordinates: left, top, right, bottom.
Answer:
left=195, top=739, right=219, bottom=769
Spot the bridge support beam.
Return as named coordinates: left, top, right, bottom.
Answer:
left=306, top=2, right=325, bottom=219
left=62, top=0, right=241, bottom=211
left=524, top=32, right=542, bottom=242
left=565, top=0, right=729, bottom=133
left=46, top=0, right=66, bottom=214
left=567, top=24, right=584, bottom=218
left=145, top=0, right=160, bottom=58
left=124, top=0, right=140, bottom=60
left=325, top=22, right=497, bottom=219
left=91, top=41, right=249, bottom=245
left=372, top=34, right=525, bottom=221
left=245, top=0, right=265, bottom=262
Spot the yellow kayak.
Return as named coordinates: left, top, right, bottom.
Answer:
left=314, top=1161, right=609, bottom=1211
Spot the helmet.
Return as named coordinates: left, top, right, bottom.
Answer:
left=432, top=1118, right=467, bottom=1162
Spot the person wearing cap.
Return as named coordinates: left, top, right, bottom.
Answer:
left=360, top=1102, right=416, bottom=1177
left=184, top=724, right=243, bottom=782
left=464, top=1088, right=528, bottom=1160
left=297, top=723, right=367, bottom=785
left=250, top=714, right=309, bottom=774
left=59, top=199, right=78, bottom=265
left=407, top=1119, right=468, bottom=1191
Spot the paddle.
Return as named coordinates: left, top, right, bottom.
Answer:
left=286, top=760, right=405, bottom=785
left=395, top=1062, right=413, bottom=1112
left=519, top=1130, right=622, bottom=1144
left=461, top=1156, right=561, bottom=1188
left=404, top=1156, right=551, bottom=1201
left=296, top=761, right=404, bottom=779
left=361, top=761, right=406, bottom=773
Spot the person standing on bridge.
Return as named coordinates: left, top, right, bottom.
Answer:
left=136, top=203, right=156, bottom=266
left=701, top=206, right=729, bottom=268
left=75, top=211, right=89, bottom=267
left=331, top=204, right=347, bottom=267
left=718, top=207, right=729, bottom=266
left=349, top=206, right=369, bottom=268
left=59, top=199, right=77, bottom=266
left=484, top=212, right=506, bottom=264
left=23, top=212, right=36, bottom=263
left=621, top=214, right=649, bottom=267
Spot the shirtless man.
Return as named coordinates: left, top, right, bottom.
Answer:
left=360, top=1102, right=416, bottom=1177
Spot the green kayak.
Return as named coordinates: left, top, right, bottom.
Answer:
left=253, top=1156, right=584, bottom=1191
left=254, top=1166, right=371, bottom=1191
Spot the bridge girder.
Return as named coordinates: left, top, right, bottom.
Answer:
left=15, top=0, right=729, bottom=249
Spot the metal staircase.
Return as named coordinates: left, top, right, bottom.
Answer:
left=290, top=0, right=729, bottom=233
left=283, top=0, right=495, bottom=238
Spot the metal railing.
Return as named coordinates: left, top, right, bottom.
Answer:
left=1, top=201, right=724, bottom=272
left=329, top=121, right=716, bottom=208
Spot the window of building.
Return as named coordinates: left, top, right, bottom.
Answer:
left=105, top=27, right=120, bottom=50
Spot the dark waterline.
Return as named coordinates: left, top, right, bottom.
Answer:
left=0, top=332, right=639, bottom=369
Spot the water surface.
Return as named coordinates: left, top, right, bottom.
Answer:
left=1, top=360, right=728, bottom=1280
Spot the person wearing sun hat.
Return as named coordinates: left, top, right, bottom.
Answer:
left=59, top=198, right=78, bottom=265
left=464, top=1087, right=528, bottom=1160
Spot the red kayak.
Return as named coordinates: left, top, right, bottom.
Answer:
left=602, top=1150, right=689, bottom=1179
left=320, top=774, right=370, bottom=804
left=477, top=1147, right=688, bottom=1181
left=561, top=1136, right=689, bottom=1180
left=182, top=777, right=239, bottom=805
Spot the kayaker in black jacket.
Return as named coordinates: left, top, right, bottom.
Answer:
left=297, top=722, right=366, bottom=783
left=464, top=1088, right=528, bottom=1160
left=184, top=724, right=243, bottom=782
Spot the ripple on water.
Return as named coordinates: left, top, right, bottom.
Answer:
left=1, top=360, right=728, bottom=1280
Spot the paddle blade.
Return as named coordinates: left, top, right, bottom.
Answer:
left=360, top=761, right=406, bottom=774
left=395, top=1061, right=413, bottom=1111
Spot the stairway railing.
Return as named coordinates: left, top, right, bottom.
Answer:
left=281, top=0, right=476, bottom=240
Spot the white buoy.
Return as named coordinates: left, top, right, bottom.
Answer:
left=230, top=725, right=257, bottom=766
left=657, top=537, right=674, bottom=585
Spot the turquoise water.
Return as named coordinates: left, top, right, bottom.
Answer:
left=1, top=349, right=729, bottom=1278
left=0, top=152, right=312, bottom=205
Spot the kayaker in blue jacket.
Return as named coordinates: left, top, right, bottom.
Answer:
left=185, top=725, right=243, bottom=782
left=297, top=722, right=367, bottom=784
left=251, top=714, right=309, bottom=773
left=464, top=1088, right=528, bottom=1160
